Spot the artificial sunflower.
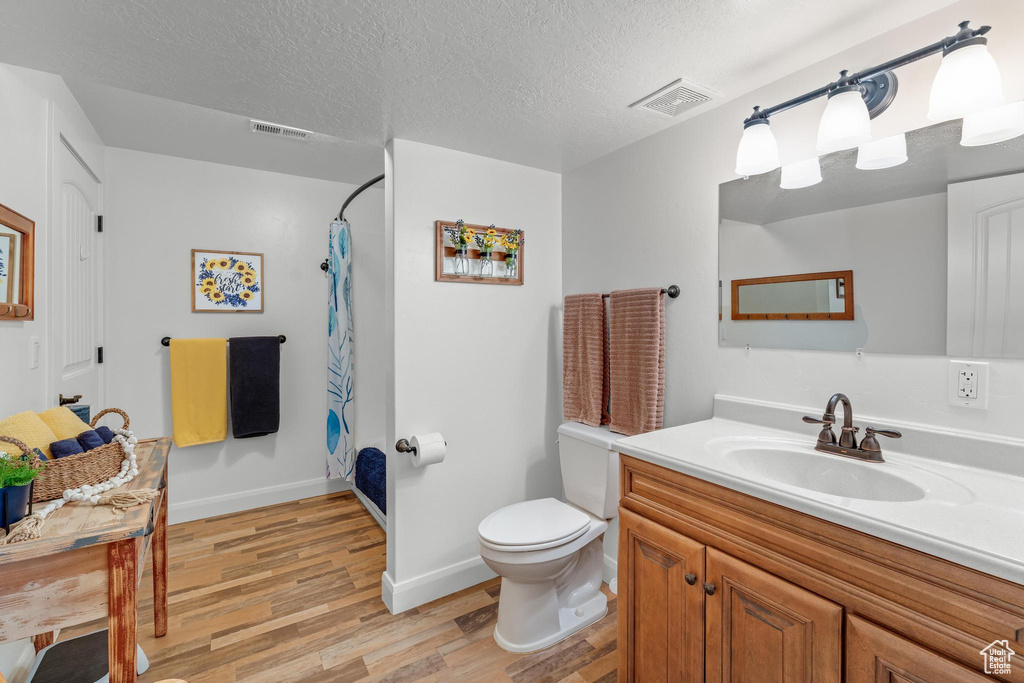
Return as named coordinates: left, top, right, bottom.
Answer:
left=210, top=291, right=226, bottom=302
left=216, top=258, right=231, bottom=269
left=205, top=259, right=219, bottom=270
left=201, top=285, right=216, bottom=295
left=233, top=262, right=247, bottom=273
left=244, top=269, right=256, bottom=279
left=241, top=275, right=256, bottom=286
left=240, top=291, right=254, bottom=301
left=202, top=278, right=216, bottom=288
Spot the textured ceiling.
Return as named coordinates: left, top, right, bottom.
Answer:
left=720, top=120, right=1024, bottom=225
left=0, top=0, right=949, bottom=173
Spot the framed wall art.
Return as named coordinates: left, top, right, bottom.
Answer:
left=434, top=220, right=524, bottom=286
left=192, top=249, right=264, bottom=313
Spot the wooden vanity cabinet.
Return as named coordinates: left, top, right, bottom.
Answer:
left=618, top=454, right=1024, bottom=683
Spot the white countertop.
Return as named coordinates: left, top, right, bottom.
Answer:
left=614, top=398, right=1024, bottom=585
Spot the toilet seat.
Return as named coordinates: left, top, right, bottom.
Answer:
left=478, top=498, right=591, bottom=552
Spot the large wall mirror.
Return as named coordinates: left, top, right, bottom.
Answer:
left=719, top=119, right=1024, bottom=357
left=0, top=202, right=35, bottom=321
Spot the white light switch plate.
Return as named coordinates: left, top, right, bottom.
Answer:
left=948, top=360, right=989, bottom=409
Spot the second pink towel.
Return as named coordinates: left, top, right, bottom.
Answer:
left=608, top=288, right=665, bottom=436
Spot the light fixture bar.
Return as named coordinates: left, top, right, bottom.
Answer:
left=743, top=21, right=990, bottom=126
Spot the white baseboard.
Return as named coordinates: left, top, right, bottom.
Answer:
left=382, top=556, right=497, bottom=614
left=352, top=487, right=386, bottom=530
left=604, top=553, right=618, bottom=594
left=169, top=476, right=352, bottom=524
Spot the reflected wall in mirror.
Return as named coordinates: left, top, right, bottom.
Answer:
left=732, top=270, right=853, bottom=320
left=719, top=118, right=1024, bottom=357
left=0, top=202, right=35, bottom=321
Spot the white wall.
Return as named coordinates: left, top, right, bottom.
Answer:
left=103, top=148, right=385, bottom=523
left=564, top=0, right=1024, bottom=579
left=0, top=64, right=104, bottom=418
left=720, top=194, right=948, bottom=354
left=383, top=139, right=562, bottom=612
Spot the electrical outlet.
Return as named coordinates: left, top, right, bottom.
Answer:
left=949, top=360, right=988, bottom=409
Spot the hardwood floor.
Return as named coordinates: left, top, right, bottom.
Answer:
left=60, top=491, right=618, bottom=682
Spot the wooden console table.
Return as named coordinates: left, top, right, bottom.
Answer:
left=0, top=437, right=170, bottom=683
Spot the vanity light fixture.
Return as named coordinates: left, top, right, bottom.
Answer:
left=735, top=21, right=1005, bottom=180
left=780, top=157, right=822, bottom=189
left=856, top=133, right=908, bottom=170
left=960, top=101, right=1024, bottom=146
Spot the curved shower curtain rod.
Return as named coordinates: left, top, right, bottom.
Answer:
left=321, top=173, right=386, bottom=274
left=337, top=173, right=385, bottom=222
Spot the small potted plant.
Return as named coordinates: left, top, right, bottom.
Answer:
left=444, top=220, right=475, bottom=276
left=0, top=449, right=43, bottom=531
left=500, top=229, right=523, bottom=279
left=475, top=226, right=499, bottom=277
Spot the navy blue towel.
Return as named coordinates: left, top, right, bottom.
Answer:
left=76, top=430, right=104, bottom=451
left=95, top=426, right=115, bottom=444
left=50, top=438, right=84, bottom=459
left=355, top=447, right=386, bottom=515
left=229, top=336, right=281, bottom=438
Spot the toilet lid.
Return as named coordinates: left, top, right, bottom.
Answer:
left=478, top=498, right=590, bottom=547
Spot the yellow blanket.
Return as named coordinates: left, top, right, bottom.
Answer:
left=170, top=338, right=228, bottom=447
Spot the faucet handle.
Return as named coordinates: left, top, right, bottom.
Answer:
left=802, top=415, right=837, bottom=445
left=865, top=426, right=902, bottom=439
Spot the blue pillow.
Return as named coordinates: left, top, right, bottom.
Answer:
left=76, top=430, right=104, bottom=451
left=50, top=438, right=84, bottom=459
left=95, top=426, right=115, bottom=444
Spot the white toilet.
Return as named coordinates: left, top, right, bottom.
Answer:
left=477, top=422, right=620, bottom=653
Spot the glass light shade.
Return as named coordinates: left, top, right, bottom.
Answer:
left=817, top=89, right=872, bottom=153
left=961, top=101, right=1024, bottom=146
left=928, top=43, right=1003, bottom=121
left=856, top=133, right=908, bottom=170
left=735, top=120, right=780, bottom=176
left=780, top=158, right=822, bottom=189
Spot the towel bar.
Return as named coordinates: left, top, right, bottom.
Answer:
left=160, top=335, right=286, bottom=346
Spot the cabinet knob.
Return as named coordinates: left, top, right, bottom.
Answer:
left=704, top=582, right=716, bottom=596
left=685, top=573, right=697, bottom=586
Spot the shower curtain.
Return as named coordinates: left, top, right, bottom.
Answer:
left=327, top=220, right=356, bottom=480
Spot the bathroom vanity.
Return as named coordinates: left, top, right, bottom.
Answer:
left=615, top=397, right=1024, bottom=682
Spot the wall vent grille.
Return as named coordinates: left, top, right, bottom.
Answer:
left=250, top=119, right=311, bottom=141
left=629, top=78, right=717, bottom=118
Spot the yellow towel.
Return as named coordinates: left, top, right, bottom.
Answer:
left=0, top=410, right=59, bottom=459
left=170, top=338, right=228, bottom=447
left=38, top=406, right=92, bottom=440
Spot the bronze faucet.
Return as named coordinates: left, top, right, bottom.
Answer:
left=802, top=393, right=901, bottom=463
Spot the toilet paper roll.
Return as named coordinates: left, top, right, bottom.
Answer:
left=410, top=432, right=446, bottom=468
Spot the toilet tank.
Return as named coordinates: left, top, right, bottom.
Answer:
left=557, top=422, right=622, bottom=519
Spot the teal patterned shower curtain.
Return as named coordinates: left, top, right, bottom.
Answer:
left=327, top=220, right=355, bottom=480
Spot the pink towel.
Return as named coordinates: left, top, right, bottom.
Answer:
left=563, top=294, right=608, bottom=427
left=608, top=288, right=665, bottom=436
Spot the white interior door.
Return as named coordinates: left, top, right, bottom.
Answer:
left=947, top=172, right=1024, bottom=358
left=51, top=139, right=104, bottom=407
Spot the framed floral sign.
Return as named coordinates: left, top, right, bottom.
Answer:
left=191, top=249, right=264, bottom=313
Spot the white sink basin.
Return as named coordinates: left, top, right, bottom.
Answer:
left=723, top=445, right=926, bottom=502
left=705, top=437, right=973, bottom=505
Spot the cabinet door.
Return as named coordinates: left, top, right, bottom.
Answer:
left=618, top=509, right=705, bottom=683
left=847, top=616, right=992, bottom=682
left=705, top=547, right=842, bottom=683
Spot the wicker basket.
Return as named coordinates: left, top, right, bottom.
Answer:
left=0, top=408, right=131, bottom=503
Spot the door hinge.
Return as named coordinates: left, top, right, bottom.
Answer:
left=97, top=346, right=104, bottom=364
left=96, top=215, right=103, bottom=233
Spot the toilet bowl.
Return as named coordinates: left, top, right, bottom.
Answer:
left=478, top=422, right=621, bottom=653
left=479, top=498, right=609, bottom=653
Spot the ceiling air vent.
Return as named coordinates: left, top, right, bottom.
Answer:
left=629, top=78, right=717, bottom=118
left=249, top=119, right=311, bottom=141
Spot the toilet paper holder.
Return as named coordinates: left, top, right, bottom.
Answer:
left=396, top=437, right=446, bottom=455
